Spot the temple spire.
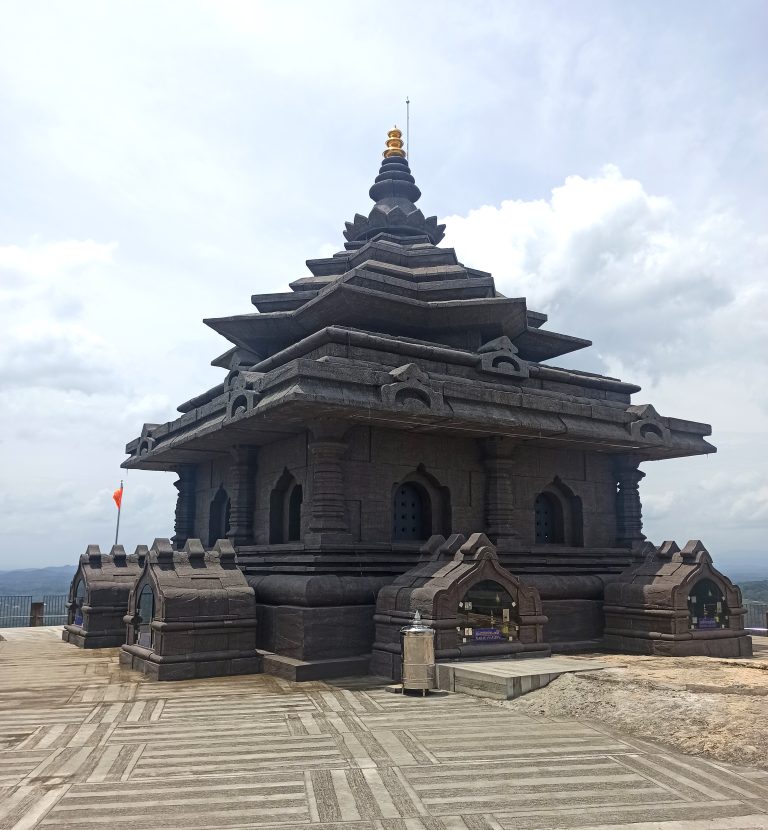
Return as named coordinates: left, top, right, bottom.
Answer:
left=343, top=126, right=445, bottom=248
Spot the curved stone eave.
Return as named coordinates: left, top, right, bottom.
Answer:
left=123, top=378, right=715, bottom=471
left=204, top=286, right=530, bottom=353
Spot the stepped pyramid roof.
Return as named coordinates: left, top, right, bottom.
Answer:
left=124, top=129, right=714, bottom=471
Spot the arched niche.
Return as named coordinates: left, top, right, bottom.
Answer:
left=71, top=577, right=85, bottom=626
left=458, top=579, right=522, bottom=643
left=269, top=468, right=303, bottom=544
left=688, top=577, right=730, bottom=630
left=533, top=477, right=583, bottom=546
left=391, top=464, right=451, bottom=542
left=135, top=584, right=156, bottom=649
left=208, top=485, right=231, bottom=547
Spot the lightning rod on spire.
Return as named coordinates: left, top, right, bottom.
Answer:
left=405, top=96, right=410, bottom=160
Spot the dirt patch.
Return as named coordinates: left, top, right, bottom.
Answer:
left=498, top=653, right=768, bottom=769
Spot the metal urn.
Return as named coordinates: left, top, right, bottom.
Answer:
left=400, top=610, right=436, bottom=695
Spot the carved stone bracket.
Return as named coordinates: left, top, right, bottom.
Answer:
left=224, top=371, right=263, bottom=423
left=136, top=423, right=160, bottom=457
left=380, top=363, right=445, bottom=413
left=626, top=404, right=671, bottom=444
left=477, top=336, right=529, bottom=379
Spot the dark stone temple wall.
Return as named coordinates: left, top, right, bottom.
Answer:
left=186, top=427, right=617, bottom=556
left=348, top=427, right=484, bottom=543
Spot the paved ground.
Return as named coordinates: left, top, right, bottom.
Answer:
left=2, top=628, right=768, bottom=830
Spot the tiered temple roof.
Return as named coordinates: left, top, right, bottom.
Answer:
left=124, top=128, right=714, bottom=471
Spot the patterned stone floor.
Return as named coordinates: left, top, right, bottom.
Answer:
left=2, top=627, right=768, bottom=830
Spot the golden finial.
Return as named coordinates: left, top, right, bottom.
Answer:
left=383, top=125, right=406, bottom=158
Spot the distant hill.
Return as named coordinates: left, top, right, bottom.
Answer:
left=0, top=566, right=76, bottom=600
left=741, top=581, right=768, bottom=604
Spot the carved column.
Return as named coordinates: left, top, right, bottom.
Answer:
left=482, top=437, right=520, bottom=552
left=171, top=465, right=197, bottom=549
left=614, top=455, right=646, bottom=549
left=227, top=446, right=258, bottom=546
left=306, top=420, right=351, bottom=543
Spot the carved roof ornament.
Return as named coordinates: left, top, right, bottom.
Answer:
left=344, top=126, right=446, bottom=247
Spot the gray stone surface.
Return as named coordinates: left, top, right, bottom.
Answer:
left=435, top=656, right=615, bottom=700
left=3, top=627, right=768, bottom=829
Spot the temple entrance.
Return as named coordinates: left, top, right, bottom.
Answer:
left=457, top=580, right=520, bottom=643
left=688, top=578, right=729, bottom=630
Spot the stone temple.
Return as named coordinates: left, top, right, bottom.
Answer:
left=108, top=127, right=750, bottom=680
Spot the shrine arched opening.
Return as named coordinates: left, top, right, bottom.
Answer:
left=688, top=578, right=730, bottom=630
left=269, top=469, right=303, bottom=544
left=70, top=578, right=85, bottom=626
left=208, top=486, right=231, bottom=547
left=135, top=584, right=156, bottom=648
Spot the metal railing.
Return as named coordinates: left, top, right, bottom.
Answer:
left=0, top=595, right=33, bottom=628
left=42, top=594, right=69, bottom=625
left=744, top=600, right=768, bottom=634
left=0, top=595, right=68, bottom=628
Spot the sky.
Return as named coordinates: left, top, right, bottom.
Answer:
left=0, top=0, right=766, bottom=577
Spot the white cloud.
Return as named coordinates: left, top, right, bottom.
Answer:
left=443, top=166, right=767, bottom=381
left=0, top=239, right=116, bottom=283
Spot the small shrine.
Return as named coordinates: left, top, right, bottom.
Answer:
left=604, top=540, right=750, bottom=657
left=119, top=538, right=259, bottom=680
left=371, top=533, right=549, bottom=680
left=63, top=544, right=146, bottom=648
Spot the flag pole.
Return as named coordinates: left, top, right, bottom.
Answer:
left=114, top=480, right=123, bottom=546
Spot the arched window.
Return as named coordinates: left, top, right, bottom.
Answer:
left=534, top=492, right=564, bottom=543
left=688, top=579, right=729, bottom=630
left=208, top=486, right=231, bottom=547
left=270, top=470, right=302, bottom=544
left=392, top=482, right=429, bottom=541
left=135, top=585, right=155, bottom=648
left=70, top=578, right=85, bottom=626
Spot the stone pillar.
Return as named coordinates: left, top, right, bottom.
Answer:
left=614, top=455, right=646, bottom=549
left=482, top=437, right=520, bottom=552
left=171, top=465, right=197, bottom=549
left=227, top=446, right=258, bottom=546
left=306, top=420, right=351, bottom=544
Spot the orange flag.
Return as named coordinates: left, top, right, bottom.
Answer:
left=112, top=485, right=123, bottom=510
